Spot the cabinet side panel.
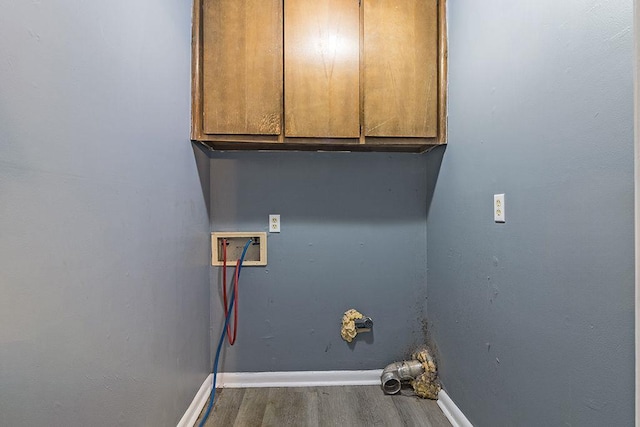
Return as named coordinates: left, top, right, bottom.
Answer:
left=363, top=0, right=438, bottom=137
left=284, top=0, right=360, bottom=138
left=203, top=0, right=282, bottom=135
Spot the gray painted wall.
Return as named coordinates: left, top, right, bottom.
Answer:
left=636, top=1, right=640, bottom=421
left=0, top=1, right=211, bottom=426
left=209, top=151, right=429, bottom=371
left=426, top=1, right=635, bottom=426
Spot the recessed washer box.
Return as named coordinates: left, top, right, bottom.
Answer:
left=211, top=232, right=267, bottom=266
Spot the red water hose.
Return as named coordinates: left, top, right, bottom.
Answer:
left=229, top=259, right=240, bottom=345
left=222, top=240, right=230, bottom=339
left=221, top=240, right=240, bottom=345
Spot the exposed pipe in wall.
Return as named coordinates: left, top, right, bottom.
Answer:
left=381, top=347, right=441, bottom=399
left=381, top=360, right=425, bottom=394
left=340, top=309, right=373, bottom=342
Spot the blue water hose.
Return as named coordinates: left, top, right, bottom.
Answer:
left=198, top=239, right=253, bottom=427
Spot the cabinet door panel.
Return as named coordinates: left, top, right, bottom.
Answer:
left=284, top=0, right=360, bottom=138
left=363, top=0, right=438, bottom=137
left=203, top=0, right=282, bottom=135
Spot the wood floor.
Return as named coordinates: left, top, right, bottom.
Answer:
left=196, top=385, right=452, bottom=427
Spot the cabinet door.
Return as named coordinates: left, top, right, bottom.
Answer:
left=202, top=0, right=282, bottom=135
left=363, top=0, right=438, bottom=137
left=284, top=0, right=360, bottom=138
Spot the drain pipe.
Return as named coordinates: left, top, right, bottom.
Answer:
left=381, top=360, right=425, bottom=394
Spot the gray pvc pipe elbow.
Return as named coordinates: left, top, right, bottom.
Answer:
left=381, top=360, right=425, bottom=394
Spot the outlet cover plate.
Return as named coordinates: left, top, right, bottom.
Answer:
left=269, top=214, right=281, bottom=233
left=494, top=194, right=505, bottom=223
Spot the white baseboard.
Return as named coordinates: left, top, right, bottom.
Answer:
left=178, top=371, right=472, bottom=427
left=177, top=374, right=212, bottom=427
left=177, top=370, right=382, bottom=427
left=437, top=389, right=473, bottom=427
left=217, top=369, right=383, bottom=388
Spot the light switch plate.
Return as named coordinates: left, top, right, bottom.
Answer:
left=494, top=194, right=505, bottom=223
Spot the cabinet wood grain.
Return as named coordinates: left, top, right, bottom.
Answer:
left=202, top=0, right=283, bottom=135
left=192, top=0, right=447, bottom=152
left=437, top=0, right=448, bottom=143
left=284, top=0, right=360, bottom=138
left=363, top=0, right=438, bottom=137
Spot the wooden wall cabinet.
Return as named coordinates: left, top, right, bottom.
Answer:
left=192, top=0, right=447, bottom=153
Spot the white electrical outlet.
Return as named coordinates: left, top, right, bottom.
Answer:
left=269, top=214, right=281, bottom=233
left=494, top=194, right=505, bottom=223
